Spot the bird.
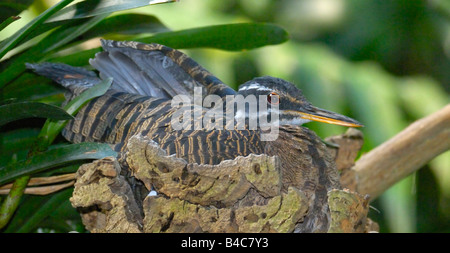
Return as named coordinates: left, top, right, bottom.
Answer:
left=27, top=39, right=363, bottom=232
left=27, top=40, right=362, bottom=164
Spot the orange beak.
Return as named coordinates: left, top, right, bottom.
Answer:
left=286, top=106, right=363, bottom=127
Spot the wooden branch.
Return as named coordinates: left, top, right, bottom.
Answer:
left=0, top=181, right=75, bottom=195
left=350, top=104, right=450, bottom=199
left=0, top=173, right=75, bottom=189
left=0, top=173, right=76, bottom=195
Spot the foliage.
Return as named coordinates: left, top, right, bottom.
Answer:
left=0, top=0, right=449, bottom=233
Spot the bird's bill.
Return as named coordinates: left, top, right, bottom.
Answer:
left=286, top=107, right=364, bottom=127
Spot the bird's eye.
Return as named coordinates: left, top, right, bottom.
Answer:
left=267, top=92, right=280, bottom=105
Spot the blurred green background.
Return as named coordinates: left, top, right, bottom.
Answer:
left=1, top=0, right=449, bottom=232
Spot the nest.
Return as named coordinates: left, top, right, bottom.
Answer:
left=70, top=127, right=378, bottom=233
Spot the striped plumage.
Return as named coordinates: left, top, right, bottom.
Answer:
left=62, top=89, right=264, bottom=165
left=28, top=40, right=361, bottom=166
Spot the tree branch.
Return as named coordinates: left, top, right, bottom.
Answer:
left=351, top=104, right=450, bottom=199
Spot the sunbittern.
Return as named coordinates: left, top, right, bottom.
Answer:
left=28, top=40, right=363, bottom=232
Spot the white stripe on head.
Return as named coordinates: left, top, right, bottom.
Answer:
left=279, top=118, right=311, bottom=126
left=278, top=110, right=311, bottom=125
left=239, top=82, right=272, bottom=92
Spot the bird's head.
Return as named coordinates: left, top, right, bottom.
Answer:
left=237, top=76, right=363, bottom=127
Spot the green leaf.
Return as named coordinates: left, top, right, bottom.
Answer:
left=47, top=0, right=179, bottom=22
left=0, top=1, right=32, bottom=26
left=39, top=77, right=112, bottom=144
left=46, top=22, right=289, bottom=64
left=65, top=77, right=112, bottom=116
left=2, top=12, right=147, bottom=87
left=45, top=47, right=101, bottom=66
left=430, top=0, right=450, bottom=20
left=45, top=13, right=169, bottom=54
left=0, top=16, right=21, bottom=32
left=8, top=7, right=169, bottom=51
left=4, top=188, right=74, bottom=233
left=0, top=101, right=73, bottom=126
left=39, top=14, right=168, bottom=65
left=38, top=163, right=80, bottom=177
left=0, top=1, right=33, bottom=13
left=8, top=19, right=75, bottom=51
left=43, top=13, right=108, bottom=53
left=0, top=142, right=117, bottom=185
left=0, top=0, right=74, bottom=60
left=0, top=15, right=104, bottom=88
left=138, top=23, right=289, bottom=51
left=82, top=13, right=169, bottom=37
left=2, top=74, right=63, bottom=103
left=16, top=188, right=73, bottom=233
left=0, top=128, right=40, bottom=155
left=0, top=50, right=42, bottom=89
left=17, top=189, right=73, bottom=233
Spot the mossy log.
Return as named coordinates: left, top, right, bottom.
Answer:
left=70, top=127, right=377, bottom=233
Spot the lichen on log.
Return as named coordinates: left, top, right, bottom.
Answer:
left=325, top=128, right=364, bottom=191
left=144, top=187, right=308, bottom=233
left=327, top=188, right=371, bottom=233
left=126, top=134, right=282, bottom=207
left=70, top=157, right=143, bottom=233
left=70, top=128, right=377, bottom=233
